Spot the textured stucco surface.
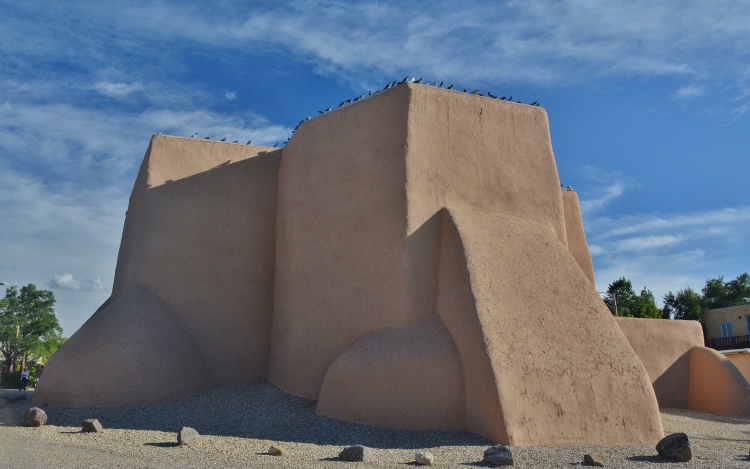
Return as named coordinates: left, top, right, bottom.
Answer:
left=36, top=137, right=280, bottom=405
left=615, top=317, right=704, bottom=409
left=36, top=84, right=714, bottom=445
left=724, top=352, right=750, bottom=384
left=688, top=346, right=750, bottom=416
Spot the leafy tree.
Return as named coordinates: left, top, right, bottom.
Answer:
left=0, top=285, right=62, bottom=378
left=662, top=287, right=703, bottom=321
left=699, top=273, right=750, bottom=310
left=604, top=277, right=661, bottom=318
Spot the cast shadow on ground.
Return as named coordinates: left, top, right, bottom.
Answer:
left=38, top=383, right=492, bottom=450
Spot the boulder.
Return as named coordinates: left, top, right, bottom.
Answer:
left=23, top=407, right=48, bottom=427
left=583, top=453, right=605, bottom=466
left=268, top=445, right=284, bottom=456
left=656, top=433, right=691, bottom=462
left=177, top=427, right=200, bottom=445
left=483, top=445, right=514, bottom=466
left=82, top=419, right=103, bottom=432
left=415, top=451, right=434, bottom=465
left=339, top=445, right=373, bottom=462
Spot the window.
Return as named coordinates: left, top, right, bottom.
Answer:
left=720, top=322, right=733, bottom=338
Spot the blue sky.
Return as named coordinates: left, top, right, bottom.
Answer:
left=1, top=0, right=749, bottom=335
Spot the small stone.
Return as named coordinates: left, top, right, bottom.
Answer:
left=82, top=419, right=103, bottom=432
left=177, top=427, right=200, bottom=445
left=339, top=445, right=373, bottom=461
left=583, top=453, right=605, bottom=466
left=415, top=451, right=434, bottom=465
left=23, top=407, right=48, bottom=427
left=268, top=445, right=284, bottom=456
left=483, top=444, right=514, bottom=466
left=656, top=432, right=692, bottom=462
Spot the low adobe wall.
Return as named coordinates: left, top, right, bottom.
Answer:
left=616, top=317, right=750, bottom=416
left=723, top=351, right=750, bottom=383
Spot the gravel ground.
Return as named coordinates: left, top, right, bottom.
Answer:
left=2, top=383, right=750, bottom=468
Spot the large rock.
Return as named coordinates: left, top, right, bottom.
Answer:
left=583, top=453, right=605, bottom=466
left=268, top=445, right=284, bottom=456
left=23, top=407, right=48, bottom=427
left=415, top=451, right=434, bottom=465
left=177, top=427, right=200, bottom=445
left=339, top=445, right=373, bottom=462
left=82, top=419, right=103, bottom=432
left=656, top=432, right=691, bottom=462
left=483, top=444, right=514, bottom=466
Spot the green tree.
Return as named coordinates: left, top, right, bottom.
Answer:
left=0, top=285, right=62, bottom=378
left=662, top=287, right=703, bottom=321
left=604, top=278, right=661, bottom=318
left=700, top=273, right=750, bottom=310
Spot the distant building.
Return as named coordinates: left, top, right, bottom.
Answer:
left=705, top=304, right=750, bottom=351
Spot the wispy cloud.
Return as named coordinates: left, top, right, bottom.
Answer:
left=677, top=85, right=704, bottom=98
left=225, top=91, right=237, bottom=101
left=92, top=81, right=144, bottom=98
left=49, top=273, right=107, bottom=292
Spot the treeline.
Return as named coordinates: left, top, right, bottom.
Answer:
left=603, top=272, right=750, bottom=323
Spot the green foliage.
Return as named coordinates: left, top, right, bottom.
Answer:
left=662, top=287, right=703, bottom=321
left=661, top=272, right=749, bottom=325
left=603, top=277, right=661, bottom=318
left=0, top=284, right=62, bottom=379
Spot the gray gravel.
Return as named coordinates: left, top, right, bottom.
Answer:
left=2, top=383, right=750, bottom=468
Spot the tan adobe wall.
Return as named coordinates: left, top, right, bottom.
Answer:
left=723, top=351, right=750, bottom=384
left=688, top=346, right=750, bottom=416
left=561, top=190, right=595, bottom=286
left=705, top=305, right=750, bottom=340
left=615, top=317, right=703, bottom=408
left=35, top=137, right=281, bottom=406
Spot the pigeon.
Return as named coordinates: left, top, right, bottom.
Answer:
left=433, top=82, right=438, bottom=86
left=318, top=110, right=325, bottom=114
left=156, top=132, right=162, bottom=135
left=500, top=96, right=506, bottom=100
left=479, top=93, right=485, bottom=97
left=339, top=102, right=345, bottom=107
left=415, top=78, right=423, bottom=84
left=346, top=99, right=352, bottom=103
left=507, top=96, right=512, bottom=101
left=531, top=101, right=539, bottom=106
left=383, top=82, right=392, bottom=90
left=220, top=137, right=227, bottom=141
left=399, top=76, right=409, bottom=84
left=471, top=90, right=479, bottom=95
left=205, top=136, right=212, bottom=140
left=463, top=89, right=467, bottom=93
left=439, top=81, right=444, bottom=88
left=447, top=84, right=454, bottom=90
left=326, top=107, right=332, bottom=111
left=517, top=100, right=522, bottom=103
left=233, top=140, right=238, bottom=144
left=488, top=92, right=497, bottom=98
left=273, top=143, right=278, bottom=148
left=191, top=133, right=198, bottom=138
left=246, top=140, right=252, bottom=145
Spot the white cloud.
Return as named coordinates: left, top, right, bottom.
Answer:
left=92, top=81, right=144, bottom=98
left=677, top=85, right=704, bottom=98
left=225, top=91, right=237, bottom=101
left=49, top=273, right=106, bottom=292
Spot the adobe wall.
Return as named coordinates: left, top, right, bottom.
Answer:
left=561, top=190, right=596, bottom=286
left=35, top=137, right=280, bottom=406
left=688, top=346, right=750, bottom=416
left=704, top=305, right=750, bottom=340
left=615, top=317, right=704, bottom=408
left=722, top=351, right=750, bottom=384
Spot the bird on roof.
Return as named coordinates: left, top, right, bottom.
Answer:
left=471, top=90, right=479, bottom=95
left=399, top=76, right=409, bottom=84
left=507, top=96, right=512, bottom=101
left=205, top=136, right=212, bottom=140
left=488, top=92, right=497, bottom=98
left=447, top=84, right=454, bottom=90
left=383, top=82, right=391, bottom=90
left=246, top=140, right=252, bottom=145
left=517, top=100, right=522, bottom=103
left=463, top=89, right=467, bottom=93
left=318, top=110, right=324, bottom=114
left=500, top=96, right=506, bottom=100
left=439, top=81, right=444, bottom=88
left=233, top=141, right=238, bottom=144
left=220, top=137, right=227, bottom=141
left=345, top=99, right=352, bottom=103
left=273, top=143, right=278, bottom=147
left=531, top=101, right=539, bottom=106
left=415, top=78, right=423, bottom=84
left=339, top=102, right=345, bottom=107
left=191, top=133, right=198, bottom=138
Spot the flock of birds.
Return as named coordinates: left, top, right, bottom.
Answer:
left=171, top=77, right=541, bottom=148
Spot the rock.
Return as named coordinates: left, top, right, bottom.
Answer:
left=583, top=453, right=605, bottom=466
left=415, top=451, right=434, bottom=465
left=177, top=427, right=200, bottom=445
left=82, top=419, right=103, bottom=432
left=656, top=432, right=692, bottom=462
left=339, top=445, right=373, bottom=461
left=483, top=444, right=514, bottom=466
left=23, top=407, right=48, bottom=427
left=268, top=445, right=284, bottom=456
